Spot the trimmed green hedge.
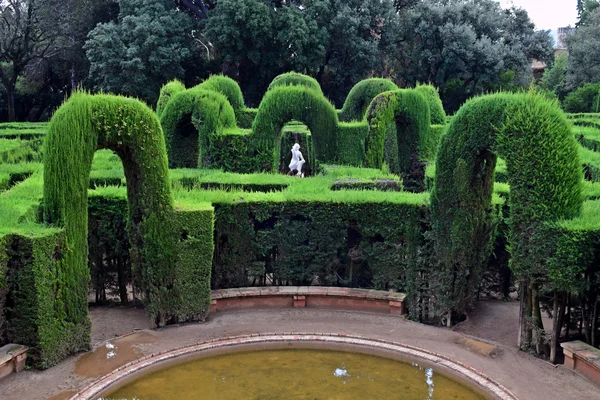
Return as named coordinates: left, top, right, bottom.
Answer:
left=414, top=84, right=446, bottom=125
left=364, top=90, right=431, bottom=191
left=44, top=92, right=202, bottom=329
left=161, top=88, right=237, bottom=168
left=431, top=93, right=582, bottom=323
left=267, top=72, right=323, bottom=94
left=156, top=80, right=186, bottom=118
left=3, top=232, right=91, bottom=368
left=252, top=85, right=339, bottom=168
left=337, top=122, right=370, bottom=166
left=339, top=78, right=399, bottom=122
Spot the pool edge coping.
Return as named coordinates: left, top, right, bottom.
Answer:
left=70, top=332, right=519, bottom=400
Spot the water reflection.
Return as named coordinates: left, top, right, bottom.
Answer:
left=107, top=349, right=484, bottom=400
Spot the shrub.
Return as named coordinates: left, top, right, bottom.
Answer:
left=414, top=83, right=446, bottom=125
left=252, top=85, right=339, bottom=169
left=267, top=72, right=323, bottom=94
left=156, top=80, right=186, bottom=118
left=339, top=78, right=399, bottom=122
left=195, top=75, right=246, bottom=116
left=563, top=82, right=600, bottom=113
left=44, top=92, right=211, bottom=332
left=364, top=90, right=431, bottom=191
left=431, top=92, right=582, bottom=323
left=160, top=88, right=236, bottom=168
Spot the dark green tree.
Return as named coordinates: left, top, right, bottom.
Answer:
left=85, top=0, right=196, bottom=105
left=391, top=0, right=553, bottom=112
left=577, top=0, right=600, bottom=27
left=204, top=0, right=326, bottom=105
left=566, top=7, right=600, bottom=90
left=539, top=53, right=569, bottom=100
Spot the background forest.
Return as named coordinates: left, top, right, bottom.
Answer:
left=0, top=0, right=598, bottom=121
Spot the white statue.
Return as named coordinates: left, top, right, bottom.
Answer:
left=288, top=143, right=305, bottom=177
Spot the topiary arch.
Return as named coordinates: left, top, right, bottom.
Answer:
left=44, top=93, right=181, bottom=329
left=252, top=85, right=339, bottom=167
left=160, top=88, right=236, bottom=168
left=267, top=72, right=323, bottom=94
left=339, top=78, right=399, bottom=122
left=430, top=93, right=582, bottom=341
left=364, top=89, right=431, bottom=191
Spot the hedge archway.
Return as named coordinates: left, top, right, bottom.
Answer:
left=339, top=78, right=399, bottom=122
left=364, top=89, right=431, bottom=191
left=44, top=93, right=178, bottom=327
left=430, top=93, right=582, bottom=338
left=252, top=85, right=339, bottom=168
left=267, top=72, right=323, bottom=94
left=160, top=88, right=236, bottom=168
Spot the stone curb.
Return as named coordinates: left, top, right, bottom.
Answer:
left=70, top=333, right=519, bottom=400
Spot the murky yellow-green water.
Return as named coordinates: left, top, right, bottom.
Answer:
left=106, top=349, right=485, bottom=400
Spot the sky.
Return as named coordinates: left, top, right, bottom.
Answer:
left=498, top=0, right=579, bottom=30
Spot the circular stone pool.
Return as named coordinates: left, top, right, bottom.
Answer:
left=74, top=334, right=517, bottom=400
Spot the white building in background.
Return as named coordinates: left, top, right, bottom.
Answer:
left=555, top=27, right=575, bottom=55
left=532, top=26, right=575, bottom=80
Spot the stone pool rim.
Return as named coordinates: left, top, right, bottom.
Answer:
left=70, top=332, right=519, bottom=400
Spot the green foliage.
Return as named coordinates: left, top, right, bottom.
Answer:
left=431, top=92, right=582, bottom=322
left=364, top=90, right=431, bottom=191
left=195, top=75, right=247, bottom=117
left=414, top=84, right=446, bottom=125
left=156, top=80, right=186, bottom=118
left=540, top=53, right=569, bottom=100
left=160, top=88, right=237, bottom=168
left=267, top=72, right=323, bottom=94
left=567, top=7, right=600, bottom=89
left=336, top=122, right=370, bottom=166
left=395, top=1, right=554, bottom=112
left=252, top=85, right=339, bottom=168
left=43, top=92, right=210, bottom=332
left=563, top=82, right=600, bottom=113
left=85, top=0, right=195, bottom=105
left=339, top=78, right=399, bottom=122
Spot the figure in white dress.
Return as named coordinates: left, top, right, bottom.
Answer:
left=288, top=143, right=305, bottom=177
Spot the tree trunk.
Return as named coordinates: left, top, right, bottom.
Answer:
left=532, top=284, right=548, bottom=357
left=565, top=292, right=571, bottom=341
left=518, top=280, right=533, bottom=349
left=6, top=84, right=16, bottom=122
left=550, top=291, right=567, bottom=364
left=592, top=294, right=597, bottom=347
left=71, top=62, right=78, bottom=91
left=117, top=256, right=128, bottom=305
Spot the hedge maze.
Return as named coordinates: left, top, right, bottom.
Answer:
left=1, top=72, right=600, bottom=367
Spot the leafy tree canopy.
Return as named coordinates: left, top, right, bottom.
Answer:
left=85, top=0, right=196, bottom=105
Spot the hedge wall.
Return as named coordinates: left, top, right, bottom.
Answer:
left=252, top=85, right=339, bottom=169
left=160, top=88, right=237, bottom=168
left=364, top=90, right=431, bottom=191
left=44, top=92, right=203, bottom=329
left=431, top=92, right=582, bottom=324
left=158, top=74, right=442, bottom=176
left=267, top=72, right=323, bottom=94
left=156, top=80, right=186, bottom=118
left=414, top=84, right=446, bottom=125
left=337, top=122, right=369, bottom=165
left=339, top=78, right=399, bottom=122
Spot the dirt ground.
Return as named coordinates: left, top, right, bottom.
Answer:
left=3, top=300, right=598, bottom=400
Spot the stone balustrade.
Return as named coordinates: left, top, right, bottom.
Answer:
left=210, top=286, right=406, bottom=316
left=0, top=344, right=28, bottom=380
left=561, top=340, right=600, bottom=384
